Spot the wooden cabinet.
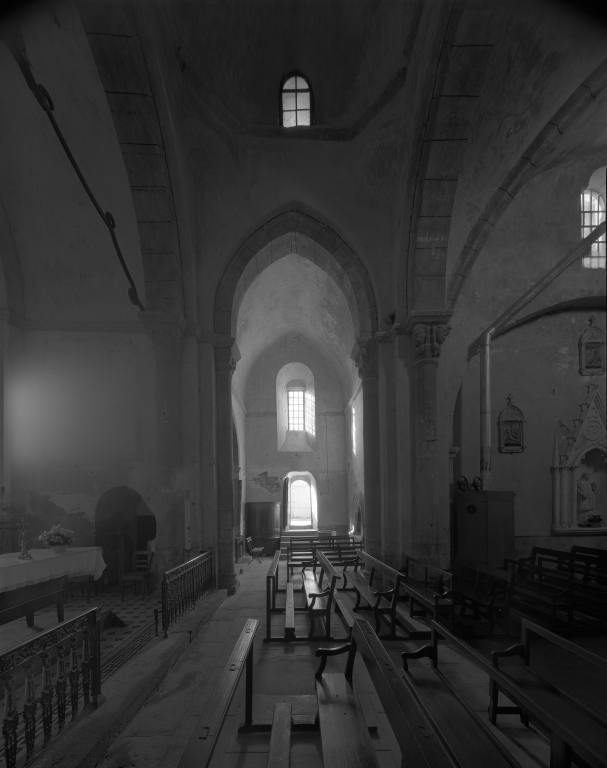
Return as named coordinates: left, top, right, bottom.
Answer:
left=454, top=491, right=515, bottom=568
left=245, top=503, right=281, bottom=555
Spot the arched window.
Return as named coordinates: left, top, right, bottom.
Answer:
left=581, top=171, right=606, bottom=269
left=286, top=380, right=315, bottom=436
left=281, top=74, right=311, bottom=127
left=276, top=363, right=316, bottom=451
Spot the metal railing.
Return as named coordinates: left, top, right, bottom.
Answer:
left=1, top=608, right=101, bottom=768
left=159, top=551, right=213, bottom=638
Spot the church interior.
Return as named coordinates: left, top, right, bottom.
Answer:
left=0, top=1, right=605, bottom=767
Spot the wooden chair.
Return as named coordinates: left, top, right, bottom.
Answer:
left=246, top=536, right=264, bottom=564
left=121, top=549, right=154, bottom=600
left=65, top=574, right=97, bottom=603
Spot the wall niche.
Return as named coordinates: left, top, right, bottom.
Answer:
left=551, top=383, right=606, bottom=534
left=578, top=315, right=606, bottom=376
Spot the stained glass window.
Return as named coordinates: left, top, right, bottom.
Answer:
left=281, top=74, right=311, bottom=127
left=581, top=189, right=606, bottom=269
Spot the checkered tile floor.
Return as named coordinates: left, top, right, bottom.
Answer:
left=0, top=585, right=161, bottom=673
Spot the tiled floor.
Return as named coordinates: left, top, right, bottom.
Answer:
left=0, top=584, right=161, bottom=664
left=98, top=559, right=560, bottom=768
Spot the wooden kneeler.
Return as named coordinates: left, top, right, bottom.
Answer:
left=268, top=703, right=291, bottom=768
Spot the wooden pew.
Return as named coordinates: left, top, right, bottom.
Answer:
left=425, top=619, right=607, bottom=768
left=450, top=560, right=513, bottom=635
left=301, top=550, right=339, bottom=639
left=343, top=550, right=450, bottom=638
left=318, top=617, right=455, bottom=768
left=490, top=618, right=607, bottom=729
left=314, top=638, right=380, bottom=768
left=264, top=550, right=285, bottom=642
left=177, top=619, right=259, bottom=768
left=286, top=539, right=315, bottom=581
left=505, top=548, right=573, bottom=631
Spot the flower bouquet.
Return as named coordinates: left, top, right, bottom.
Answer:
left=39, top=525, right=75, bottom=552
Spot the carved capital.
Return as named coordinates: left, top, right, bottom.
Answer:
left=139, top=312, right=186, bottom=359
left=413, top=323, right=451, bottom=363
left=352, top=341, right=378, bottom=380
left=214, top=341, right=240, bottom=376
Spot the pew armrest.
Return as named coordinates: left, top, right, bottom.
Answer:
left=315, top=642, right=353, bottom=677
left=402, top=644, right=434, bottom=672
left=492, top=643, right=525, bottom=669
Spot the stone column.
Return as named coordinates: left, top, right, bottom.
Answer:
left=214, top=339, right=239, bottom=594
left=377, top=332, right=399, bottom=567
left=410, top=323, right=450, bottom=564
left=354, top=340, right=381, bottom=558
left=139, top=311, right=186, bottom=573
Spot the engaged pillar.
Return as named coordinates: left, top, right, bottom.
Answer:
left=214, top=340, right=239, bottom=594
left=411, top=323, right=450, bottom=564
left=354, top=341, right=381, bottom=558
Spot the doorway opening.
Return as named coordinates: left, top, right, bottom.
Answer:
left=284, top=472, right=318, bottom=530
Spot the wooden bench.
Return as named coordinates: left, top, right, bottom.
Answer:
left=425, top=619, right=607, bottom=768
left=301, top=550, right=339, bottom=639
left=177, top=618, right=259, bottom=768
left=285, top=536, right=362, bottom=580
left=264, top=550, right=284, bottom=642
left=286, top=540, right=315, bottom=581
left=449, top=559, right=513, bottom=635
left=344, top=550, right=451, bottom=639
left=505, top=549, right=573, bottom=631
left=318, top=616, right=455, bottom=768
left=314, top=638, right=380, bottom=768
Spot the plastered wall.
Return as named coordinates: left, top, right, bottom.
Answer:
left=244, top=336, right=348, bottom=533
left=5, top=330, right=156, bottom=549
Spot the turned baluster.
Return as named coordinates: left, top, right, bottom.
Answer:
left=2, top=675, right=19, bottom=768
left=55, top=644, right=67, bottom=732
left=22, top=662, right=37, bottom=761
left=40, top=652, right=54, bottom=745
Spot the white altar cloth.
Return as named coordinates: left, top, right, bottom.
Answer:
left=0, top=547, right=106, bottom=592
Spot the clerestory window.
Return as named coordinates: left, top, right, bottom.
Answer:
left=281, top=74, right=311, bottom=128
left=581, top=188, right=606, bottom=269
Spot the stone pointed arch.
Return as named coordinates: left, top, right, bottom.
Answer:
left=213, top=211, right=377, bottom=338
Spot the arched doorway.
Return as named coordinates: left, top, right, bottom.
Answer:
left=284, top=471, right=318, bottom=530
left=94, top=487, right=156, bottom=585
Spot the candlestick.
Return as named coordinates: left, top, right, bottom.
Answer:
left=18, top=517, right=33, bottom=561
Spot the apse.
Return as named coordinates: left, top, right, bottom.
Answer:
left=234, top=252, right=359, bottom=534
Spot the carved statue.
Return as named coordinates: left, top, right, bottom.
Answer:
left=577, top=470, right=596, bottom=521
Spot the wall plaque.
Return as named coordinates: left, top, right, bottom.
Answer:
left=497, top=395, right=525, bottom=453
left=578, top=315, right=605, bottom=376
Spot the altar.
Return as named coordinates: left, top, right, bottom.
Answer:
left=0, top=547, right=106, bottom=627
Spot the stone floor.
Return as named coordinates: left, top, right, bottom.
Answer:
left=96, top=558, right=561, bottom=768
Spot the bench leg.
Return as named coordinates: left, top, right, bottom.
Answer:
left=550, top=733, right=572, bottom=768
left=308, top=612, right=316, bottom=639
left=489, top=680, right=499, bottom=724
left=353, top=590, right=361, bottom=611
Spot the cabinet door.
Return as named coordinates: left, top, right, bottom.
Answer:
left=456, top=499, right=487, bottom=564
